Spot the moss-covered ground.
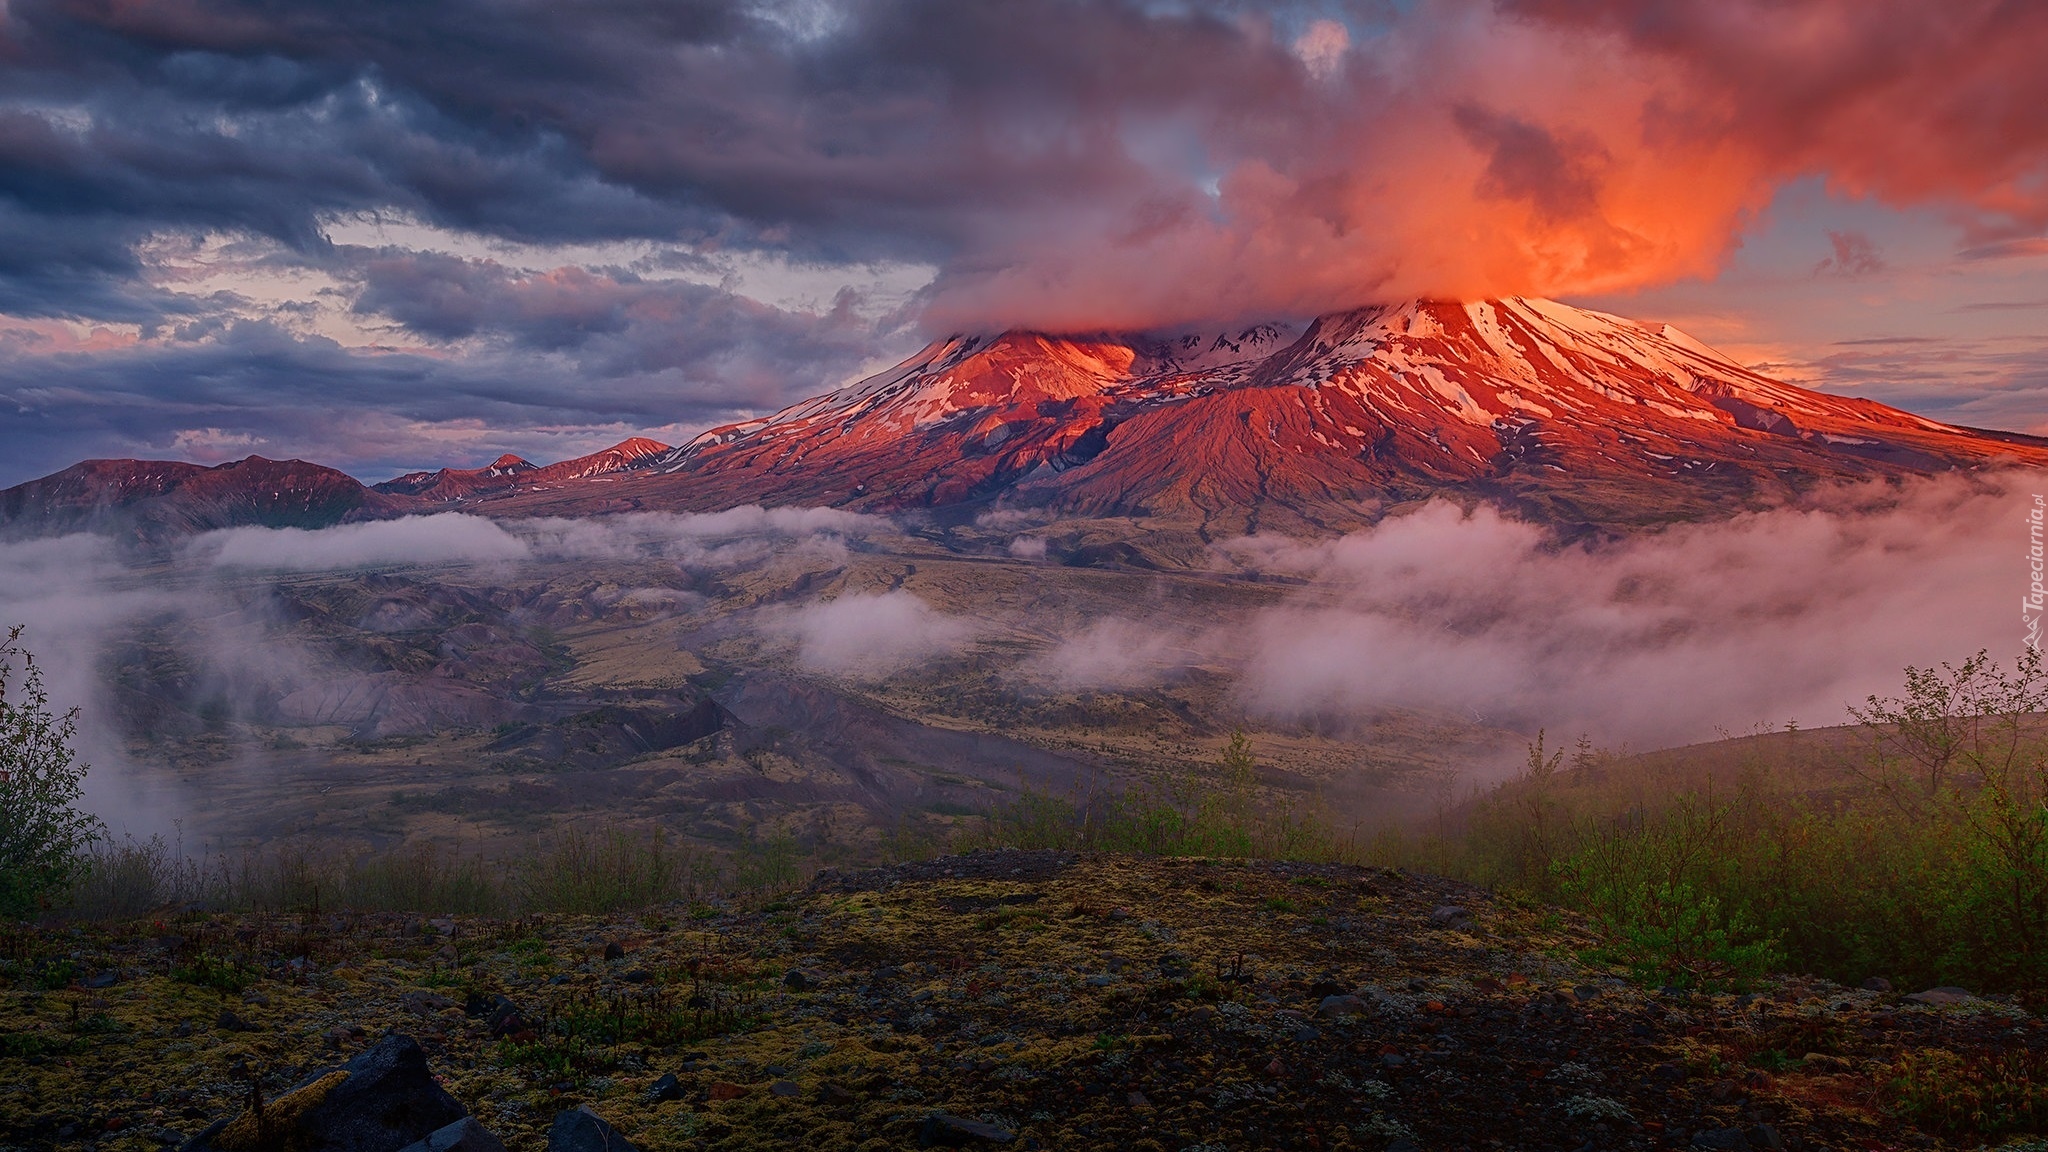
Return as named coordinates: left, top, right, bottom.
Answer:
left=3, top=851, right=2043, bottom=1151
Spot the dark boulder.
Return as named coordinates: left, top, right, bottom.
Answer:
left=395, top=1118, right=507, bottom=1152
left=547, top=1107, right=640, bottom=1152
left=180, top=1033, right=465, bottom=1152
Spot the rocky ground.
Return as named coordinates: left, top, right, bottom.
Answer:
left=2, top=851, right=2043, bottom=1152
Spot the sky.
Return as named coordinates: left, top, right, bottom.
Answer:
left=2, top=0, right=2046, bottom=488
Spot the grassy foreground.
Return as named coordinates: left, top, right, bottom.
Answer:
left=7, top=850, right=2047, bottom=1152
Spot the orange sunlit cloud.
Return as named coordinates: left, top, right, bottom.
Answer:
left=926, top=0, right=2048, bottom=332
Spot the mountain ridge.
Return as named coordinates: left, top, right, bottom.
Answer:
left=619, top=296, right=2048, bottom=533
left=6, top=298, right=2045, bottom=543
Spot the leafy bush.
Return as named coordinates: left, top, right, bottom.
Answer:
left=170, top=951, right=259, bottom=995
left=1426, top=650, right=2048, bottom=995
left=0, top=626, right=103, bottom=918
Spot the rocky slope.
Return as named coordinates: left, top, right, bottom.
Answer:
left=375, top=440, right=671, bottom=504
left=3, top=852, right=2039, bottom=1151
left=375, top=454, right=542, bottom=501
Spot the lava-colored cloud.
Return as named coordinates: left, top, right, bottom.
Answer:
left=929, top=0, right=2048, bottom=329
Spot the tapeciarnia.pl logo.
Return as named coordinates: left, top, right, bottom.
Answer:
left=2029, top=494, right=2046, bottom=652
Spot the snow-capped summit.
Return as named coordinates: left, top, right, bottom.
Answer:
left=632, top=297, right=2045, bottom=531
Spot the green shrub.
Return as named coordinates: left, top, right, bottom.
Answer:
left=1888, top=1047, right=2048, bottom=1136
left=171, top=952, right=259, bottom=995
left=1423, top=651, right=2048, bottom=995
left=0, top=626, right=103, bottom=918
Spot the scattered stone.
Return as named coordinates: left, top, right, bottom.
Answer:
left=817, top=1082, right=858, bottom=1106
left=1126, top=1091, right=1150, bottom=1108
left=644, top=1073, right=683, bottom=1103
left=1861, top=976, right=1893, bottom=992
left=1317, top=994, right=1368, bottom=1017
left=546, top=1106, right=638, bottom=1152
left=324, top=1023, right=368, bottom=1048
left=918, top=1112, right=1016, bottom=1146
left=396, top=1118, right=508, bottom=1152
left=1430, top=905, right=1470, bottom=927
left=400, top=991, right=455, bottom=1017
left=84, top=970, right=120, bottom=989
left=601, top=942, right=625, bottom=962
left=475, top=996, right=531, bottom=1038
left=782, top=968, right=821, bottom=991
left=769, top=1080, right=800, bottom=1098
left=1906, top=986, right=1973, bottom=1005
left=214, top=1009, right=256, bottom=1033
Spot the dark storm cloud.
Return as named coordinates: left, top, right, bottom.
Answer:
left=342, top=246, right=893, bottom=388
left=0, top=0, right=1259, bottom=297
left=0, top=287, right=901, bottom=485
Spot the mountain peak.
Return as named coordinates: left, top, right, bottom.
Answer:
left=634, top=295, right=2048, bottom=532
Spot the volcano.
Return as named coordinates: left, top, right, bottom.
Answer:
left=8, top=298, right=2046, bottom=541
left=580, top=296, right=2047, bottom=532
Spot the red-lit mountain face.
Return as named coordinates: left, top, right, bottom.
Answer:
left=0, top=439, right=672, bottom=546
left=0, top=456, right=404, bottom=545
left=372, top=438, right=671, bottom=502
left=610, top=297, right=2048, bottom=533
left=8, top=300, right=2045, bottom=545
